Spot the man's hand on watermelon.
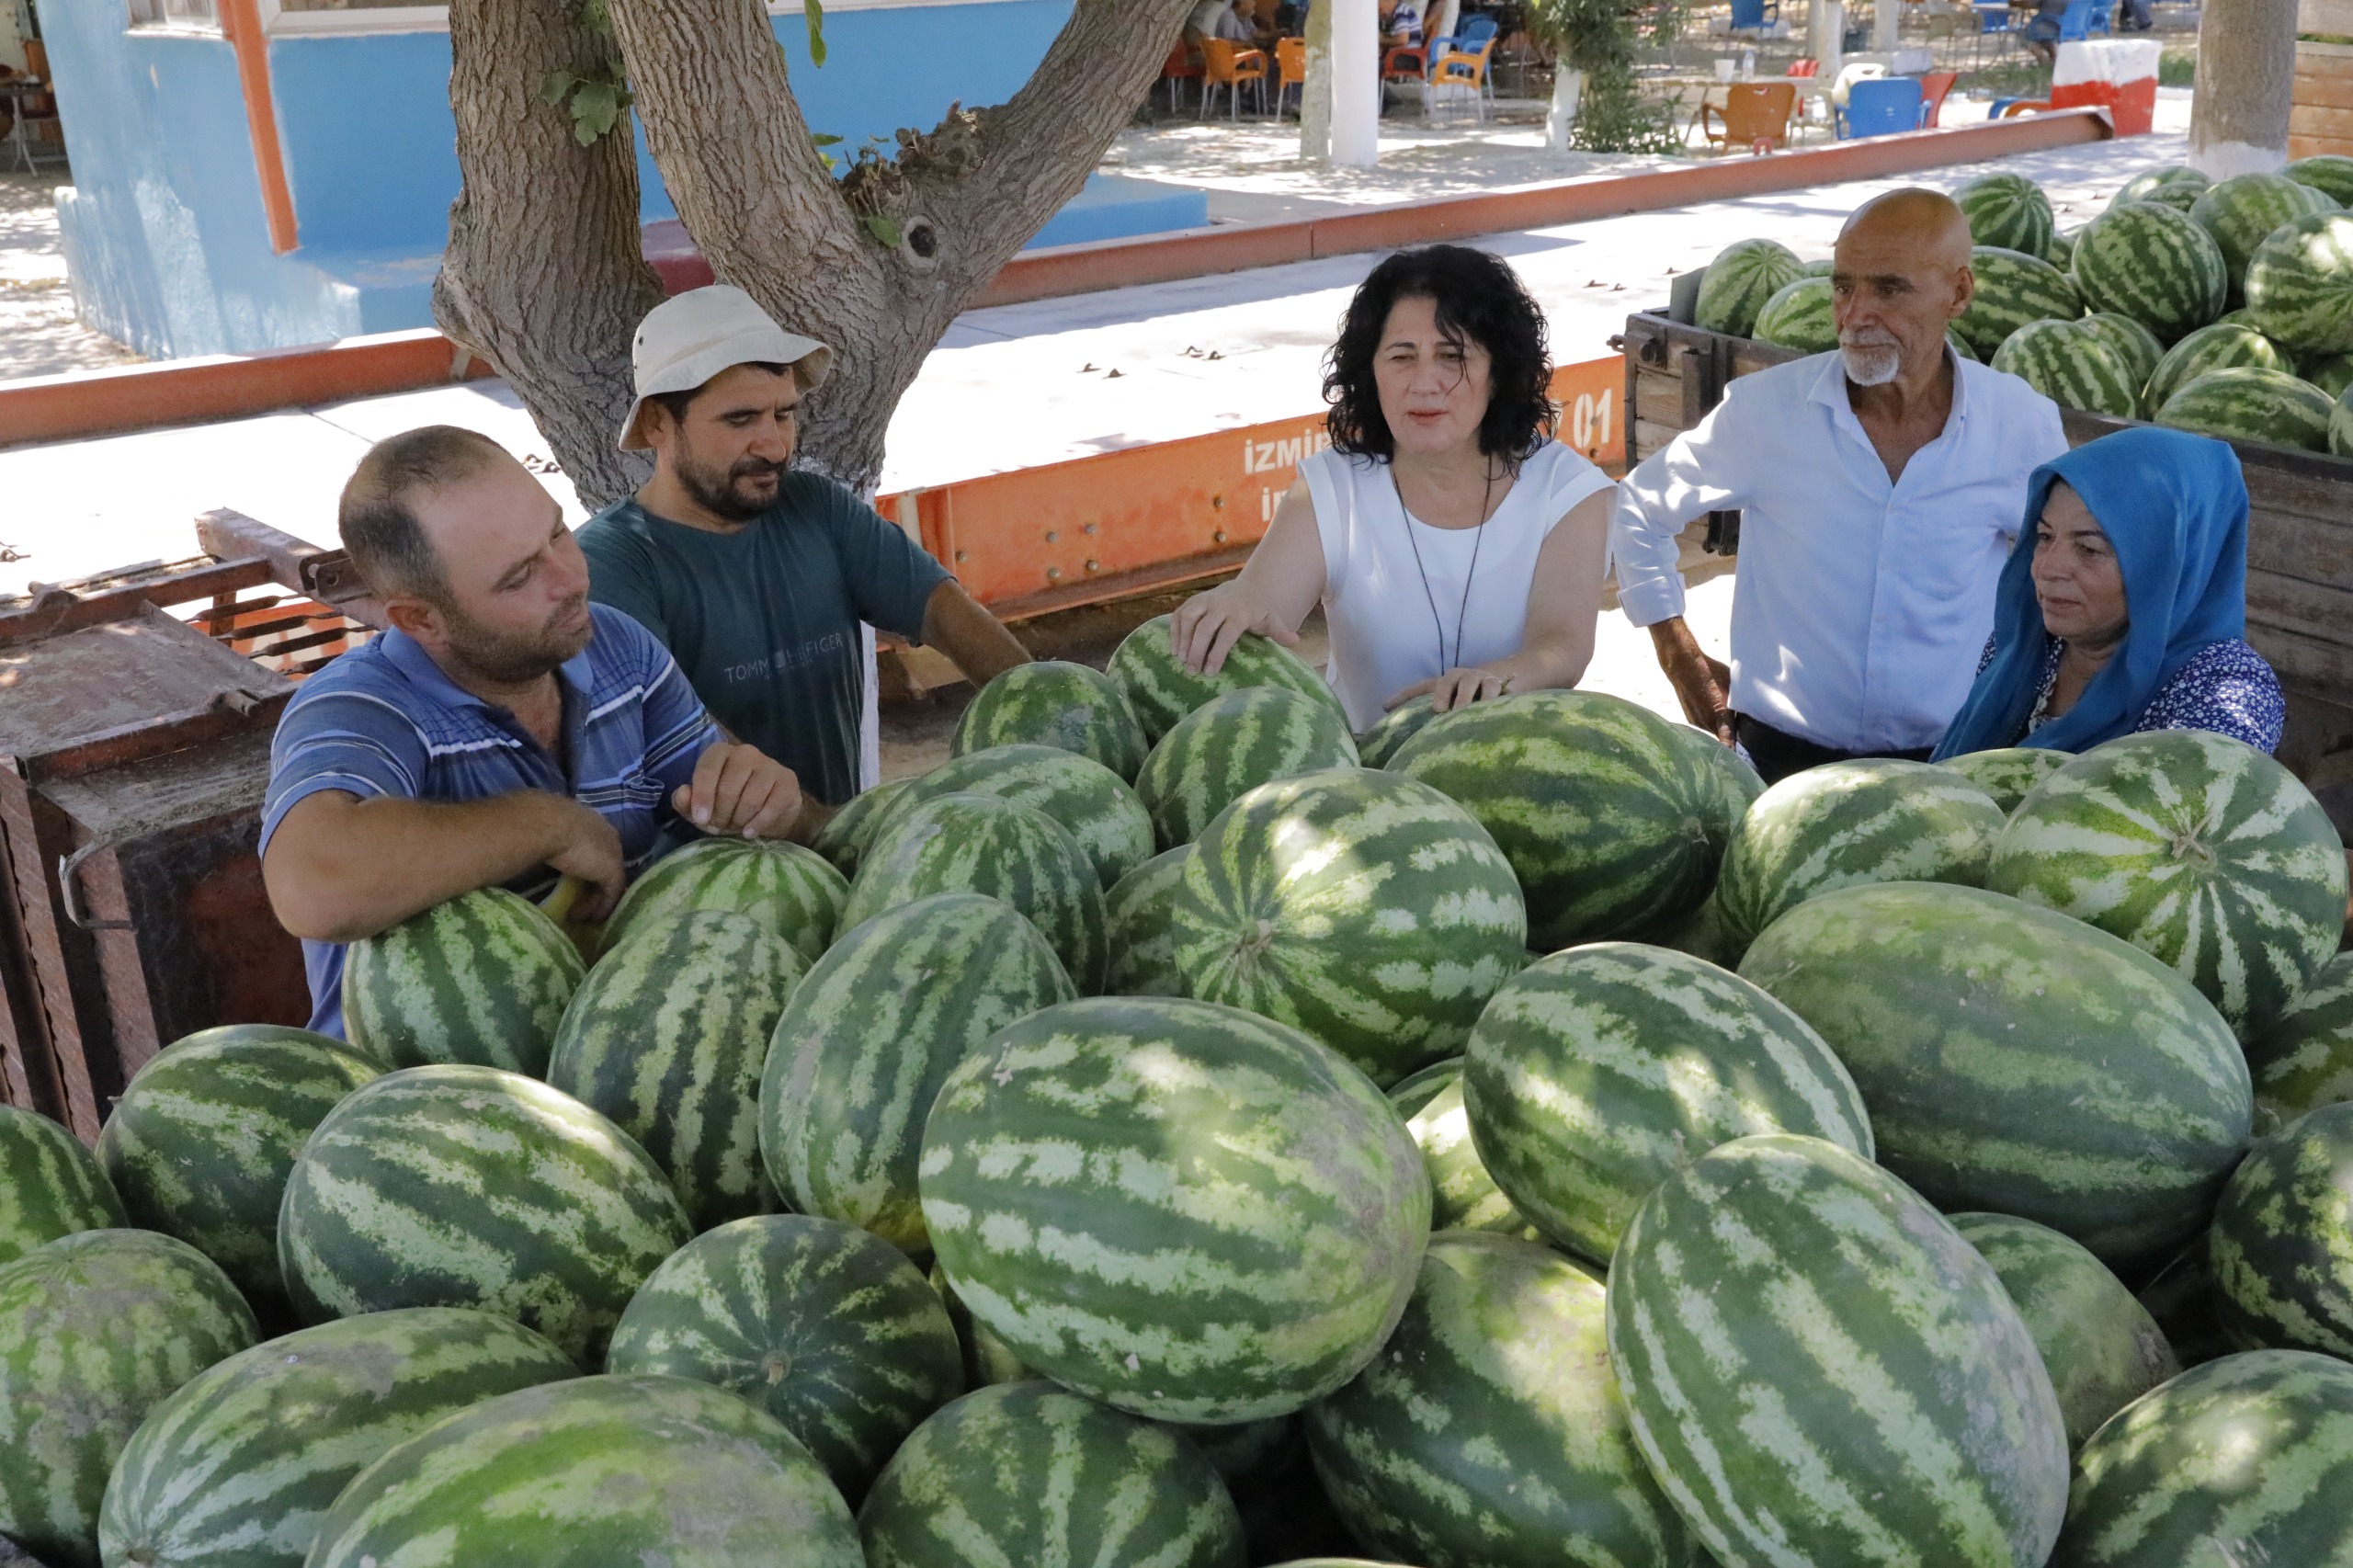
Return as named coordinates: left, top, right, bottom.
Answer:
left=1651, top=617, right=1733, bottom=744
left=674, top=741, right=805, bottom=842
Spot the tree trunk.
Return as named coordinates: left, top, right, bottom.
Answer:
left=435, top=0, right=666, bottom=510
left=1302, top=0, right=1334, bottom=160
left=1548, top=66, right=1585, bottom=149
left=2189, top=0, right=2298, bottom=177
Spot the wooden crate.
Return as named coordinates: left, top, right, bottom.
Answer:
left=2290, top=36, right=2353, bottom=159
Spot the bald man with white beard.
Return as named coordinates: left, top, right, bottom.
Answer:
left=1611, top=187, right=2071, bottom=782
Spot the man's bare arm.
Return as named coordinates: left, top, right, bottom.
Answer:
left=921, top=580, right=1032, bottom=689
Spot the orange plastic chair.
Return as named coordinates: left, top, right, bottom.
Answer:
left=1700, top=81, right=1798, bottom=152
left=1200, top=38, right=1271, bottom=119
left=1998, top=97, right=2050, bottom=116
left=1277, top=37, right=1310, bottom=115
left=1787, top=56, right=1820, bottom=75
left=1161, top=41, right=1206, bottom=113
left=1428, top=33, right=1497, bottom=120
left=1915, top=69, right=1958, bottom=126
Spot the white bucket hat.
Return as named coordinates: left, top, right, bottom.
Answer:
left=617, top=284, right=835, bottom=451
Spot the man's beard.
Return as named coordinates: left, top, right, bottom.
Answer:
left=443, top=595, right=594, bottom=686
left=1839, top=332, right=1904, bottom=388
left=677, top=445, right=788, bottom=522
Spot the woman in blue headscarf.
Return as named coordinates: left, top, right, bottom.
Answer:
left=1934, top=426, right=2285, bottom=760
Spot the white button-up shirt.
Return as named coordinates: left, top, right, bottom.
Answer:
left=1611, top=350, right=2069, bottom=753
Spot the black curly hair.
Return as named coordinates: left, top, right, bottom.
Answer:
left=1322, top=245, right=1555, bottom=474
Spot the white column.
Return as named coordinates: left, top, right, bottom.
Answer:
left=1331, top=0, right=1381, bottom=169
left=1873, top=0, right=1900, bottom=52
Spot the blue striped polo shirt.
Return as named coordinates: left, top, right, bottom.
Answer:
left=261, top=603, right=722, bottom=1039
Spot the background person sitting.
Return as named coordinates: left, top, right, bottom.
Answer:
left=1934, top=426, right=2285, bottom=758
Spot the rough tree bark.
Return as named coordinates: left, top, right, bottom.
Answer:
left=2189, top=0, right=2300, bottom=178
left=438, top=0, right=1196, bottom=506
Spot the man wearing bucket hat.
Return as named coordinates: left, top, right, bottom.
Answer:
left=580, top=285, right=1031, bottom=821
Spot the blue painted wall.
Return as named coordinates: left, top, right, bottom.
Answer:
left=40, top=0, right=1196, bottom=362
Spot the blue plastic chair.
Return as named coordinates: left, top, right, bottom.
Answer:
left=2057, top=0, right=2095, bottom=40
left=1836, top=75, right=1924, bottom=138
left=1729, top=0, right=1780, bottom=35
left=2088, top=0, right=2114, bottom=30
left=1972, top=3, right=2015, bottom=62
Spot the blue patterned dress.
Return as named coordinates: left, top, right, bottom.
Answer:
left=1976, top=635, right=2286, bottom=754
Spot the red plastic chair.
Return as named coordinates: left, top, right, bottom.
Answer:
left=1915, top=69, right=1958, bottom=127
left=1161, top=41, right=1205, bottom=113
left=1787, top=57, right=1820, bottom=76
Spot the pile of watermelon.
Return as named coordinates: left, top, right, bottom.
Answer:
left=6, top=620, right=2353, bottom=1567
left=1718, top=154, right=2353, bottom=459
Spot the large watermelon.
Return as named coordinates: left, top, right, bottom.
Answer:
left=546, top=910, right=801, bottom=1231
left=1957, top=170, right=2058, bottom=257
left=2055, top=1349, right=2353, bottom=1566
left=1388, top=1059, right=1538, bottom=1238
left=278, top=1064, right=691, bottom=1368
left=97, top=1308, right=577, bottom=1568
left=1304, top=1233, right=1692, bottom=1568
left=606, top=1214, right=962, bottom=1504
left=1738, top=881, right=2252, bottom=1271
left=1609, top=1134, right=2067, bottom=1568
left=1664, top=718, right=1766, bottom=823
left=2144, top=319, right=2290, bottom=411
left=928, top=1262, right=1034, bottom=1391
left=2156, top=364, right=2336, bottom=450
left=2307, top=347, right=2353, bottom=397
left=2073, top=200, right=2228, bottom=343
left=1948, top=1212, right=2179, bottom=1451
left=95, top=1025, right=378, bottom=1315
left=2245, top=951, right=2353, bottom=1135
left=1956, top=245, right=2084, bottom=361
left=1170, top=767, right=1526, bottom=1085
left=1986, top=730, right=2348, bottom=1040
left=1991, top=318, right=2143, bottom=416
left=2289, top=153, right=2353, bottom=206
left=951, top=659, right=1150, bottom=782
left=340, top=886, right=585, bottom=1076
left=306, top=1374, right=863, bottom=1568
left=1389, top=690, right=1732, bottom=949
left=0, top=1231, right=258, bottom=1568
left=2210, top=1099, right=2353, bottom=1358
left=1462, top=941, right=1871, bottom=1266
left=858, top=1381, right=1247, bottom=1568
left=1103, top=845, right=1194, bottom=997
left=2188, top=172, right=2341, bottom=297
left=919, top=996, right=1429, bottom=1423
left=1944, top=744, right=2072, bottom=812
left=2337, top=380, right=2353, bottom=457
left=1135, top=687, right=1361, bottom=850
left=1107, top=613, right=1343, bottom=743
left=2112, top=164, right=2210, bottom=211
left=763, top=892, right=1074, bottom=1255
left=1752, top=275, right=1837, bottom=353
left=598, top=836, right=846, bottom=964
left=1352, top=695, right=1441, bottom=770
left=2135, top=1240, right=2234, bottom=1370
left=2244, top=208, right=2353, bottom=355
left=2078, top=310, right=2165, bottom=403
left=0, top=1106, right=124, bottom=1266
left=1695, top=237, right=1802, bottom=340
left=869, top=742, right=1154, bottom=889
left=811, top=777, right=911, bottom=881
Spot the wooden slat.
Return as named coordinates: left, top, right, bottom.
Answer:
left=2292, top=70, right=2353, bottom=113
left=2290, top=103, right=2353, bottom=142
left=2254, top=622, right=2353, bottom=700
left=2245, top=509, right=2353, bottom=595
left=2246, top=567, right=2353, bottom=648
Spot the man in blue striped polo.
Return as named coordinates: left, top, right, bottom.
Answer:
left=261, top=425, right=802, bottom=1039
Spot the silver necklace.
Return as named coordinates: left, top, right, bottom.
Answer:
left=1392, top=461, right=1497, bottom=676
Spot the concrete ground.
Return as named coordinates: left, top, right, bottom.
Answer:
left=0, top=167, right=140, bottom=381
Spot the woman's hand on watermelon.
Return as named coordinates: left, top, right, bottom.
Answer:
left=1392, top=665, right=1514, bottom=713
left=1170, top=479, right=1324, bottom=676
left=1173, top=583, right=1302, bottom=677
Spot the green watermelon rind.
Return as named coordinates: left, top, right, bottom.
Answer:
left=2156, top=364, right=2336, bottom=451
left=2210, top=1101, right=2353, bottom=1358
left=1956, top=170, right=2058, bottom=259
left=2244, top=950, right=2353, bottom=1136
left=1989, top=318, right=2141, bottom=418
left=2073, top=200, right=2229, bottom=344
left=1695, top=238, right=1803, bottom=340
left=865, top=742, right=1155, bottom=891
left=951, top=660, right=1152, bottom=783
left=1957, top=244, right=2083, bottom=361
left=341, top=886, right=585, bottom=1078
left=2245, top=208, right=2353, bottom=357
left=1135, top=687, right=1362, bottom=852
left=1107, top=613, right=1343, bottom=744
left=0, top=1106, right=126, bottom=1267
left=2145, top=320, right=2290, bottom=413
left=598, top=837, right=847, bottom=964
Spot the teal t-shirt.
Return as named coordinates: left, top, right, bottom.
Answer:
left=578, top=474, right=950, bottom=807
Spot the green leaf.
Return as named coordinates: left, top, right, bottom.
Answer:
left=810, top=132, right=844, bottom=146
left=802, top=0, right=827, bottom=66
left=579, top=0, right=611, bottom=37
left=538, top=70, right=580, bottom=107
left=571, top=79, right=622, bottom=145
left=862, top=214, right=904, bottom=248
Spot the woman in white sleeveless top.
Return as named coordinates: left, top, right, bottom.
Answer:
left=1171, top=246, right=1614, bottom=734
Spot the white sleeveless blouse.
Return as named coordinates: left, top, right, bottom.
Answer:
left=1301, top=441, right=1614, bottom=733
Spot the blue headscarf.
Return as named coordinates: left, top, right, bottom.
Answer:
left=1932, top=426, right=2249, bottom=760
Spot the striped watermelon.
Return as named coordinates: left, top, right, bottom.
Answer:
left=1956, top=245, right=2083, bottom=360
left=341, top=886, right=585, bottom=1076
left=812, top=777, right=911, bottom=881
left=2049, top=223, right=2083, bottom=269
left=1665, top=720, right=1766, bottom=823
left=1948, top=1212, right=2179, bottom=1451
left=0, top=1230, right=258, bottom=1568
left=1987, top=730, right=2348, bottom=1040
left=858, top=1381, right=1247, bottom=1568
left=2080, top=310, right=2165, bottom=400
left=1386, top=1059, right=1538, bottom=1238
left=278, top=1064, right=690, bottom=1368
left=2074, top=200, right=2228, bottom=343
left=606, top=1214, right=962, bottom=1503
left=2157, top=364, right=2336, bottom=449
left=2305, top=348, right=2353, bottom=397
left=1716, top=758, right=2006, bottom=947
left=762, top=892, right=1074, bottom=1255
left=2244, top=209, right=2353, bottom=355
left=1631, top=886, right=1747, bottom=969
left=1170, top=767, right=1526, bottom=1085
left=307, top=1373, right=863, bottom=1568
left=1694, top=238, right=1802, bottom=340
left=2245, top=951, right=2353, bottom=1135
left=2136, top=1241, right=2233, bottom=1370
left=1609, top=1134, right=2067, bottom=1568
left=1944, top=744, right=2073, bottom=812
left=1737, top=882, right=2252, bottom=1271
left=1136, top=687, right=1361, bottom=851
left=1753, top=275, right=1836, bottom=352
left=2290, top=153, right=2353, bottom=206
left=870, top=742, right=1154, bottom=889
left=2145, top=319, right=2290, bottom=411
left=1108, top=613, right=1343, bottom=743
left=2056, top=1349, right=2353, bottom=1566
left=951, top=659, right=1150, bottom=782
left=2113, top=164, right=2210, bottom=211
left=1799, top=256, right=1835, bottom=278
left=1353, top=695, right=1440, bottom=770
left=97, top=1308, right=577, bottom=1568
left=919, top=995, right=1429, bottom=1423
left=1957, top=170, right=2057, bottom=257
left=0, top=1106, right=123, bottom=1266
left=95, top=1025, right=379, bottom=1314
left=843, top=790, right=1108, bottom=993
left=1103, top=845, right=1194, bottom=997
left=2338, top=381, right=2353, bottom=457
left=599, top=837, right=846, bottom=964
left=929, top=1262, right=1034, bottom=1390
left=546, top=910, right=802, bottom=1231
left=1304, top=1233, right=1692, bottom=1567
left=2210, top=1099, right=2353, bottom=1357
left=1990, top=317, right=2141, bottom=416
left=1389, top=690, right=1733, bottom=949
left=2190, top=172, right=2342, bottom=298
left=1462, top=941, right=1871, bottom=1265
